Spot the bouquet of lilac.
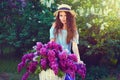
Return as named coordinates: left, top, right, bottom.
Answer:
left=17, top=41, right=86, bottom=80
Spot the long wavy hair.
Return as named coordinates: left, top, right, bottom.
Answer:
left=54, top=11, right=77, bottom=44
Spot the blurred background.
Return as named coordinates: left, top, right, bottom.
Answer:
left=0, top=0, right=120, bottom=80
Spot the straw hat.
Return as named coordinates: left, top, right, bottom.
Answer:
left=54, top=4, right=76, bottom=17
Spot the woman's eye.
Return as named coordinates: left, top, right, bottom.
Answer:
left=60, top=15, right=63, bottom=17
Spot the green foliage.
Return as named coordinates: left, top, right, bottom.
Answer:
left=85, top=66, right=109, bottom=80
left=0, top=0, right=56, bottom=55
left=117, top=65, right=120, bottom=71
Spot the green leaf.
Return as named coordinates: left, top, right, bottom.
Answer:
left=36, top=56, right=41, bottom=63
left=58, top=69, right=65, bottom=78
left=34, top=66, right=41, bottom=74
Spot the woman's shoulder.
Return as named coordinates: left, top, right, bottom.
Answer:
left=50, top=22, right=56, bottom=30
left=51, top=22, right=56, bottom=28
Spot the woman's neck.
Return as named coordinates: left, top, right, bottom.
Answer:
left=63, top=24, right=67, bottom=30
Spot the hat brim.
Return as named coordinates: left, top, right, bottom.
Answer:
left=54, top=10, right=77, bottom=17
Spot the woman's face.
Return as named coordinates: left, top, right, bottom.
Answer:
left=59, top=11, right=67, bottom=24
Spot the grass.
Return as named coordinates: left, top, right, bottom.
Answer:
left=100, top=77, right=116, bottom=80
left=0, top=57, right=39, bottom=80
left=0, top=58, right=19, bottom=73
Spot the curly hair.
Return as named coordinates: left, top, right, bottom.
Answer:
left=54, top=11, right=77, bottom=44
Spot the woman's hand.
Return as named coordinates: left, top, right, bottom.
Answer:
left=78, top=60, right=84, bottom=64
left=72, top=42, right=84, bottom=64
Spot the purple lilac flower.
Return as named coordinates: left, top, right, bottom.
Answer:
left=48, top=56, right=56, bottom=62
left=21, top=1, right=26, bottom=7
left=52, top=41, right=62, bottom=51
left=76, top=63, right=86, bottom=79
left=8, top=0, right=17, bottom=8
left=51, top=63, right=59, bottom=75
left=66, top=59, right=74, bottom=67
left=36, top=42, right=43, bottom=51
left=47, top=41, right=62, bottom=51
left=28, top=61, right=38, bottom=73
left=52, top=49, right=61, bottom=59
left=47, top=41, right=57, bottom=49
left=77, top=69, right=85, bottom=79
left=47, top=41, right=53, bottom=49
left=47, top=50, right=56, bottom=58
left=27, top=53, right=34, bottom=59
left=22, top=53, right=34, bottom=63
left=58, top=51, right=68, bottom=60
left=17, top=62, right=25, bottom=73
left=70, top=64, right=77, bottom=71
left=18, top=41, right=86, bottom=80
left=19, top=0, right=27, bottom=8
left=59, top=60, right=67, bottom=70
left=22, top=71, right=29, bottom=80
left=47, top=50, right=56, bottom=62
left=49, top=61, right=57, bottom=67
left=68, top=54, right=78, bottom=62
left=65, top=61, right=77, bottom=78
left=55, top=44, right=63, bottom=52
left=39, top=47, right=47, bottom=57
left=16, top=0, right=27, bottom=8
left=40, top=58, right=47, bottom=70
left=49, top=61, right=59, bottom=75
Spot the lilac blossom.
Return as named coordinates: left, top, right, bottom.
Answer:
left=22, top=53, right=34, bottom=63
left=49, top=61, right=57, bottom=67
left=68, top=54, right=78, bottom=62
left=51, top=64, right=59, bottom=75
left=47, top=50, right=56, bottom=58
left=39, top=47, right=47, bottom=57
left=58, top=51, right=68, bottom=60
left=47, top=41, right=62, bottom=51
left=8, top=0, right=17, bottom=8
left=59, top=60, right=66, bottom=68
left=48, top=56, right=56, bottom=62
left=76, top=63, right=86, bottom=79
left=47, top=50, right=56, bottom=63
left=17, top=62, right=25, bottom=73
left=59, top=60, right=67, bottom=71
left=66, top=59, right=74, bottom=67
left=27, top=61, right=38, bottom=73
left=21, top=1, right=26, bottom=7
left=19, top=0, right=27, bottom=8
left=22, top=72, right=29, bottom=80
left=65, top=60, right=77, bottom=78
left=18, top=41, right=86, bottom=80
left=40, top=58, right=47, bottom=70
left=36, top=42, right=43, bottom=51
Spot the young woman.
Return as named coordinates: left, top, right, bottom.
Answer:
left=39, top=4, right=83, bottom=80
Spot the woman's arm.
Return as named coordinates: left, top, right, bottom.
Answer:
left=72, top=42, right=83, bottom=63
left=50, top=22, right=56, bottom=42
left=50, top=38, right=55, bottom=42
